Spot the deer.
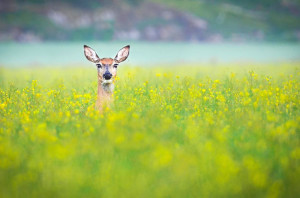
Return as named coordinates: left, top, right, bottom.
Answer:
left=83, top=45, right=130, bottom=111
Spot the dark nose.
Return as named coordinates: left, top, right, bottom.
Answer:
left=103, top=72, right=112, bottom=80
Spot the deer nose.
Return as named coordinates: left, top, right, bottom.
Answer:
left=103, top=72, right=112, bottom=80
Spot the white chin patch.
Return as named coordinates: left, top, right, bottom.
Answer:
left=102, top=80, right=113, bottom=84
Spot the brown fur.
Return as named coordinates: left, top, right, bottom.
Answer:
left=100, top=58, right=114, bottom=65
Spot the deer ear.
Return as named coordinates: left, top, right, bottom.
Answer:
left=114, top=45, right=130, bottom=63
left=84, top=45, right=100, bottom=63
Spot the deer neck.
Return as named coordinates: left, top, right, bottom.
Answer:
left=98, top=79, right=114, bottom=97
left=98, top=82, right=114, bottom=95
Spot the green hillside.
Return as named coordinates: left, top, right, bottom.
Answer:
left=154, top=0, right=300, bottom=41
left=0, top=0, right=299, bottom=41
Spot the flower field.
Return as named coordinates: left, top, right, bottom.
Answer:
left=0, top=63, right=299, bottom=197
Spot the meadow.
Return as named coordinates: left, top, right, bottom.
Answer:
left=0, top=63, right=299, bottom=197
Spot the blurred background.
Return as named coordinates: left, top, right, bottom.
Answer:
left=0, top=0, right=300, bottom=66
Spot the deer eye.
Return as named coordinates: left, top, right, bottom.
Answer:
left=113, top=64, right=118, bottom=68
left=96, top=64, right=102, bottom=68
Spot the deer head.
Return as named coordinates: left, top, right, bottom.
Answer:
left=83, top=45, right=130, bottom=86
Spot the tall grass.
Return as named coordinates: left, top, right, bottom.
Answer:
left=0, top=63, right=299, bottom=197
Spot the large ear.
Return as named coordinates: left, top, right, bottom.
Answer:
left=84, top=45, right=100, bottom=63
left=114, top=45, right=130, bottom=63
